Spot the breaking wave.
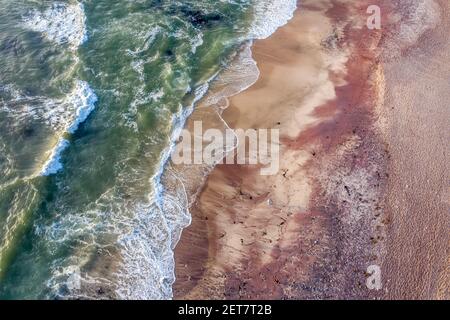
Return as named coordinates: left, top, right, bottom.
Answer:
left=40, top=80, right=98, bottom=176
left=23, top=2, right=87, bottom=50
left=248, top=0, right=297, bottom=40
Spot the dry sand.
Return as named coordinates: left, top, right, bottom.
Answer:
left=170, top=0, right=449, bottom=299
left=378, top=0, right=450, bottom=300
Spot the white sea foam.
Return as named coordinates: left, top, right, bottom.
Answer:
left=1, top=81, right=96, bottom=132
left=65, top=81, right=98, bottom=134
left=23, top=2, right=87, bottom=49
left=190, top=32, right=204, bottom=54
left=248, top=0, right=297, bottom=40
left=40, top=81, right=97, bottom=176
left=203, top=43, right=259, bottom=107
left=126, top=27, right=161, bottom=56
left=40, top=138, right=70, bottom=176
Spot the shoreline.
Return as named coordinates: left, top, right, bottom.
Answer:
left=170, top=0, right=449, bottom=299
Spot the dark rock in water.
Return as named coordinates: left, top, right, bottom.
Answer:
left=163, top=48, right=176, bottom=62
left=22, top=126, right=35, bottom=138
left=192, top=12, right=223, bottom=28
left=176, top=5, right=223, bottom=28
left=165, top=49, right=174, bottom=57
left=204, top=13, right=223, bottom=26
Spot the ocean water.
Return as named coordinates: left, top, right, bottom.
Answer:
left=0, top=0, right=296, bottom=299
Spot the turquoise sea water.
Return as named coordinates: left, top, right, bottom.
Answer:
left=0, top=0, right=296, bottom=299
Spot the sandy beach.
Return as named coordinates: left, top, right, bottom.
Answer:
left=171, top=0, right=449, bottom=299
left=379, top=0, right=450, bottom=300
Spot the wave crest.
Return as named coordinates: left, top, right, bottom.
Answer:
left=23, top=2, right=87, bottom=50
left=248, top=0, right=297, bottom=40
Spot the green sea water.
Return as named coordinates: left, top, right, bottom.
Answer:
left=0, top=0, right=296, bottom=299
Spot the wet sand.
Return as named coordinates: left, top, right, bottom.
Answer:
left=172, top=0, right=449, bottom=299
